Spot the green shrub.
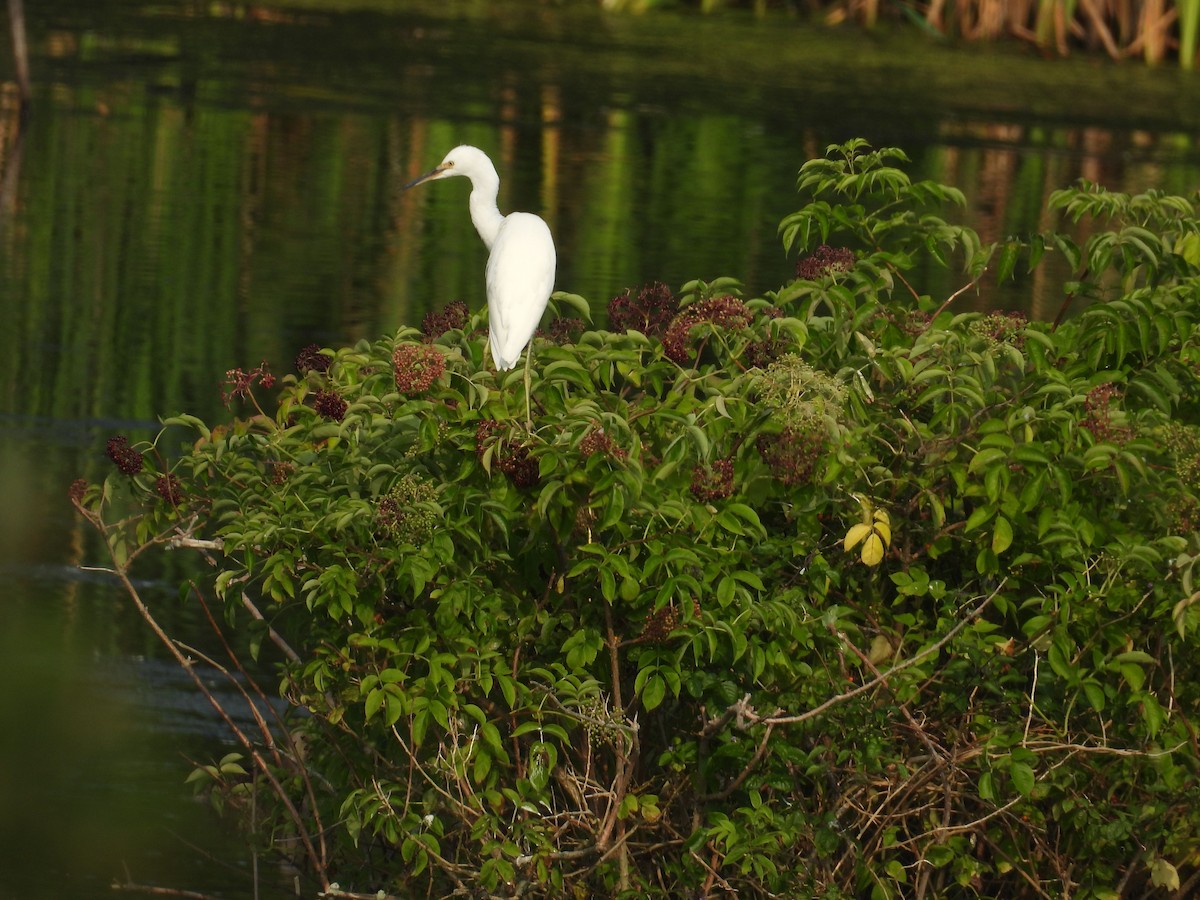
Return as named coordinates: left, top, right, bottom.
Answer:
left=77, top=140, right=1200, bottom=898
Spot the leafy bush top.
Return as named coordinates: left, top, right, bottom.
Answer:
left=79, top=140, right=1200, bottom=899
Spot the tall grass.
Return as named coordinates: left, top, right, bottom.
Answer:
left=602, top=0, right=1200, bottom=68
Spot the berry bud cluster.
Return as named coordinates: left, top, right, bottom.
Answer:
left=1082, top=383, right=1133, bottom=444
left=392, top=344, right=446, bottom=395
left=795, top=244, right=855, bottom=280
left=690, top=458, right=734, bottom=502
left=222, top=361, right=275, bottom=405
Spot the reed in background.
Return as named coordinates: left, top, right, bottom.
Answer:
left=601, top=0, right=1200, bottom=69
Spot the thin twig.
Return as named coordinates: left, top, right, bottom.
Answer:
left=698, top=721, right=777, bottom=802
left=890, top=796, right=1023, bottom=850
left=239, top=591, right=302, bottom=664
left=168, top=535, right=225, bottom=551
left=598, top=599, right=634, bottom=889
left=922, top=271, right=986, bottom=329
left=1023, top=738, right=1189, bottom=758
left=110, top=881, right=224, bottom=900
left=1023, top=650, right=1040, bottom=745
left=757, top=583, right=1003, bottom=727
left=72, top=501, right=331, bottom=891
left=841, top=632, right=945, bottom=764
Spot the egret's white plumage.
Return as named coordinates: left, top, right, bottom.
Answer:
left=486, top=212, right=556, bottom=369
left=404, top=146, right=556, bottom=376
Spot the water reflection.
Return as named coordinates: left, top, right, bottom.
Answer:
left=0, top=425, right=282, bottom=898
left=2, top=1, right=1200, bottom=896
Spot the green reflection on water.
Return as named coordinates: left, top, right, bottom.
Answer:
left=0, top=426, right=282, bottom=897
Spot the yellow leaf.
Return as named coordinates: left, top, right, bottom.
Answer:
left=1150, top=857, right=1180, bottom=891
left=868, top=633, right=894, bottom=665
left=873, top=519, right=892, bottom=547
left=844, top=523, right=873, bottom=551
left=1178, top=231, right=1200, bottom=267
left=861, top=533, right=885, bottom=566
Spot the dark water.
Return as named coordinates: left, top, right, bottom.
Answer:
left=2, top=1, right=1200, bottom=896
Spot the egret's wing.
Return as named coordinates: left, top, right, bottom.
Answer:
left=485, top=213, right=556, bottom=370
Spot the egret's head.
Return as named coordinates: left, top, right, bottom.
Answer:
left=403, top=145, right=494, bottom=190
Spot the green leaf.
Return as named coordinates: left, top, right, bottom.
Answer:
left=473, top=748, right=493, bottom=782
left=969, top=447, right=1008, bottom=474
left=996, top=241, right=1020, bottom=283
left=978, top=771, right=995, bottom=801
left=1010, top=761, right=1036, bottom=797
left=641, top=674, right=667, bottom=711
left=480, top=722, right=505, bottom=756
left=412, top=708, right=430, bottom=746
left=364, top=688, right=384, bottom=721
left=964, top=504, right=995, bottom=533
left=497, top=674, right=517, bottom=709
left=550, top=291, right=592, bottom=322
left=992, top=516, right=1013, bottom=555
left=1123, top=659, right=1148, bottom=690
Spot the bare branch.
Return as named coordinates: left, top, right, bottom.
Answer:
left=111, top=879, right=224, bottom=899
left=167, top=535, right=225, bottom=551
left=239, top=591, right=302, bottom=664
left=923, top=271, right=986, bottom=328
left=94, top=541, right=330, bottom=890
left=759, top=582, right=1003, bottom=728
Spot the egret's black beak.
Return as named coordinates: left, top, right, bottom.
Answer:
left=402, top=164, right=450, bottom=191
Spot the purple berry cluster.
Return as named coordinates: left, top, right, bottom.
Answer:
left=608, top=282, right=679, bottom=338
left=475, top=420, right=539, bottom=488
left=545, top=318, right=586, bottom=345
left=663, top=296, right=753, bottom=366
left=580, top=428, right=628, bottom=461
left=313, top=389, right=348, bottom=422
left=155, top=473, right=184, bottom=506
left=421, top=300, right=470, bottom=338
left=269, top=461, right=295, bottom=485
left=640, top=605, right=681, bottom=644
left=756, top=426, right=826, bottom=486
left=295, top=344, right=332, bottom=375
left=106, top=435, right=144, bottom=475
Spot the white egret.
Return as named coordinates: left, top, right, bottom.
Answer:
left=404, top=145, right=556, bottom=425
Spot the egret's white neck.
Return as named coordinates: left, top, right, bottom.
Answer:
left=466, top=166, right=505, bottom=250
